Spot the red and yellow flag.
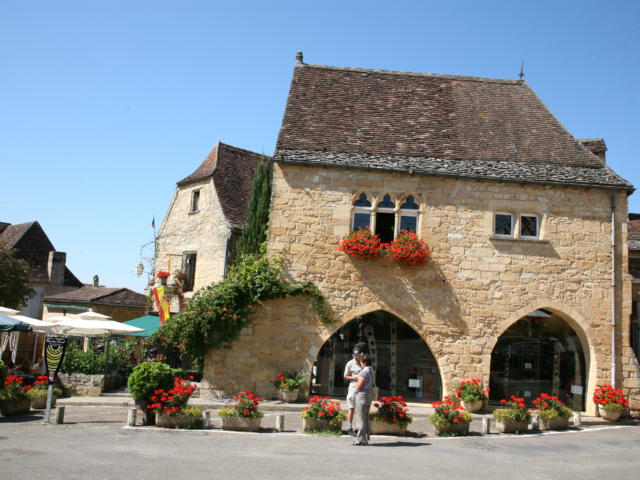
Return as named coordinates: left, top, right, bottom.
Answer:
left=152, top=287, right=171, bottom=325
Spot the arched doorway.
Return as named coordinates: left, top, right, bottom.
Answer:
left=490, top=309, right=587, bottom=410
left=310, top=310, right=442, bottom=402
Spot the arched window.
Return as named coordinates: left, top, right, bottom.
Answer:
left=375, top=194, right=396, bottom=243
left=399, top=196, right=419, bottom=233
left=352, top=193, right=372, bottom=231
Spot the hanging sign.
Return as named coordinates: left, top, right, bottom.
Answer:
left=45, top=336, right=68, bottom=382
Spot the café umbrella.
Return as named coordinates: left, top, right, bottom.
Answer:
left=0, top=313, right=33, bottom=332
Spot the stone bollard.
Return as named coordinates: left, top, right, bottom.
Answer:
left=127, top=408, right=137, bottom=426
left=573, top=411, right=582, bottom=428
left=276, top=414, right=285, bottom=432
left=531, top=414, right=539, bottom=431
left=54, top=406, right=65, bottom=424
left=202, top=410, right=211, bottom=428
left=481, top=417, right=491, bottom=434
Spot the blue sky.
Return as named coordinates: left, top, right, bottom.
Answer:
left=1, top=1, right=639, bottom=293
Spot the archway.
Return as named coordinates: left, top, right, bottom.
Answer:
left=489, top=309, right=587, bottom=410
left=310, top=310, right=442, bottom=402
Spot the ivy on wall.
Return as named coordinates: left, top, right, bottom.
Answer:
left=158, top=253, right=333, bottom=364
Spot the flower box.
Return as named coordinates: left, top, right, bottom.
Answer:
left=538, top=416, right=569, bottom=431
left=156, top=413, right=200, bottom=429
left=0, top=398, right=31, bottom=416
left=598, top=406, right=622, bottom=422
left=433, top=420, right=470, bottom=436
left=370, top=419, right=408, bottom=435
left=279, top=390, right=299, bottom=403
left=30, top=395, right=56, bottom=410
left=221, top=416, right=261, bottom=432
left=461, top=399, right=483, bottom=413
left=303, top=417, right=341, bottom=432
left=496, top=420, right=529, bottom=434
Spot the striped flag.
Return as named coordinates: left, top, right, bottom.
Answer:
left=152, top=287, right=170, bottom=325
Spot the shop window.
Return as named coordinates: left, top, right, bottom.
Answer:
left=494, top=213, right=514, bottom=237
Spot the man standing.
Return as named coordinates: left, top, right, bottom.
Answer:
left=344, top=348, right=363, bottom=436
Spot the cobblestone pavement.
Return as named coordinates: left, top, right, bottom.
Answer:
left=2, top=406, right=640, bottom=480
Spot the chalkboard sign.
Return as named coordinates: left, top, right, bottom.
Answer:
left=45, top=336, right=68, bottom=382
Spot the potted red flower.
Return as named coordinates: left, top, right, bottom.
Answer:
left=339, top=228, right=383, bottom=260
left=370, top=395, right=412, bottom=435
left=454, top=378, right=489, bottom=412
left=300, top=395, right=345, bottom=432
left=385, top=230, right=431, bottom=266
left=493, top=396, right=531, bottom=433
left=218, top=390, right=264, bottom=431
left=428, top=399, right=472, bottom=436
left=532, top=393, right=572, bottom=430
left=156, top=271, right=170, bottom=286
left=0, top=376, right=31, bottom=416
left=593, top=384, right=629, bottom=421
left=147, top=376, right=199, bottom=428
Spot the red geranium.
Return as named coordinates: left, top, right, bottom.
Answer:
left=385, top=230, right=431, bottom=266
left=339, top=228, right=383, bottom=260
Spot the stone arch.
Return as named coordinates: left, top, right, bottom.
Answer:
left=305, top=302, right=447, bottom=401
left=487, top=300, right=595, bottom=413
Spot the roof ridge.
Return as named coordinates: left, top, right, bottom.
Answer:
left=218, top=142, right=267, bottom=158
left=297, top=62, right=523, bottom=85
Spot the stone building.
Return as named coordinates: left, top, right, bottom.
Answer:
left=628, top=214, right=640, bottom=361
left=203, top=55, right=640, bottom=414
left=155, top=142, right=262, bottom=310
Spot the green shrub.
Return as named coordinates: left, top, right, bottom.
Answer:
left=60, top=341, right=137, bottom=377
left=127, top=362, right=174, bottom=404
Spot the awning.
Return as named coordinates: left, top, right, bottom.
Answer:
left=122, top=315, right=161, bottom=337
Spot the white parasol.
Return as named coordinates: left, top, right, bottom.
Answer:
left=71, top=309, right=113, bottom=321
left=10, top=314, right=61, bottom=333
left=0, top=306, right=20, bottom=315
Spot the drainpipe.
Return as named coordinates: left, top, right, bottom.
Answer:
left=610, top=191, right=617, bottom=388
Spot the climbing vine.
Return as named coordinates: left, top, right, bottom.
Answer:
left=158, top=253, right=333, bottom=364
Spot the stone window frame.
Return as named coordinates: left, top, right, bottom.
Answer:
left=350, top=192, right=423, bottom=238
left=491, top=209, right=545, bottom=242
left=190, top=189, right=201, bottom=214
left=493, top=212, right=515, bottom=238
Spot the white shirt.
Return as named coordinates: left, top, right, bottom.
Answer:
left=344, top=358, right=362, bottom=389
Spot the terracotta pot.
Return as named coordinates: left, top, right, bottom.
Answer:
left=302, top=417, right=341, bottom=432
left=495, top=419, right=530, bottom=433
left=155, top=413, right=200, bottom=428
left=598, top=406, right=622, bottom=422
left=0, top=398, right=31, bottom=416
left=30, top=395, right=56, bottom=410
left=221, top=416, right=261, bottom=432
left=461, top=399, right=483, bottom=413
left=279, top=389, right=298, bottom=403
left=538, top=416, right=569, bottom=431
left=370, top=419, right=408, bottom=435
left=433, top=420, right=470, bottom=436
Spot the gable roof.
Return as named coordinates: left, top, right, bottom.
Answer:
left=0, top=221, right=82, bottom=287
left=177, top=142, right=265, bottom=228
left=43, top=286, right=146, bottom=308
left=275, top=58, right=632, bottom=190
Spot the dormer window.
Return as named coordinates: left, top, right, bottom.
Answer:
left=190, top=190, right=200, bottom=213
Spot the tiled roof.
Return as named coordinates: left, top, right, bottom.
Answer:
left=0, top=221, right=82, bottom=287
left=43, top=286, right=146, bottom=307
left=177, top=142, right=265, bottom=228
left=275, top=60, right=632, bottom=190
left=629, top=214, right=640, bottom=251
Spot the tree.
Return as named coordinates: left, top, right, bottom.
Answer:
left=234, top=156, right=272, bottom=261
left=0, top=243, right=34, bottom=309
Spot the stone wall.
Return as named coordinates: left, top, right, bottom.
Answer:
left=202, top=162, right=640, bottom=414
left=156, top=178, right=231, bottom=310
left=58, top=373, right=123, bottom=396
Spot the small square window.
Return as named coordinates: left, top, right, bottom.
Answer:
left=520, top=215, right=539, bottom=238
left=190, top=190, right=200, bottom=213
left=494, top=213, right=513, bottom=236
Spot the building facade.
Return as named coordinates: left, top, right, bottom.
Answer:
left=202, top=56, right=640, bottom=414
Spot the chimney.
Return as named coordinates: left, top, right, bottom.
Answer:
left=579, top=138, right=607, bottom=163
left=47, top=251, right=66, bottom=286
left=93, top=275, right=100, bottom=287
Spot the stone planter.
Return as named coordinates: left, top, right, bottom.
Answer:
left=155, top=413, right=200, bottom=429
left=279, top=389, right=299, bottom=403
left=370, top=419, right=408, bottom=435
left=432, top=420, right=470, bottom=436
left=496, top=419, right=530, bottom=434
left=221, top=416, right=261, bottom=432
left=461, top=399, right=483, bottom=413
left=598, top=406, right=622, bottom=422
left=0, top=398, right=31, bottom=416
left=538, top=416, right=569, bottom=431
left=302, top=417, right=341, bottom=432
left=30, top=394, right=56, bottom=410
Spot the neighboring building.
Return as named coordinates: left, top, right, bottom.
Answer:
left=42, top=282, right=147, bottom=323
left=155, top=142, right=262, bottom=309
left=203, top=54, right=640, bottom=414
left=628, top=214, right=640, bottom=362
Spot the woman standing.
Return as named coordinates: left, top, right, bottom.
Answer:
left=353, top=355, right=375, bottom=446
